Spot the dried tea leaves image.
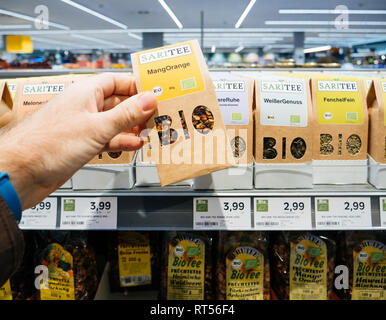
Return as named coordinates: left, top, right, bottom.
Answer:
left=231, top=136, right=246, bottom=158
left=154, top=115, right=178, bottom=146
left=263, top=137, right=277, bottom=159
left=290, top=137, right=307, bottom=159
left=320, top=134, right=334, bottom=155
left=346, top=134, right=362, bottom=155
left=192, top=106, right=214, bottom=135
left=108, top=151, right=122, bottom=159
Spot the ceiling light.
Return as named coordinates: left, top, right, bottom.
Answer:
left=211, top=45, right=216, bottom=53
left=235, top=0, right=256, bottom=28
left=235, top=46, right=244, bottom=53
left=265, top=21, right=386, bottom=26
left=0, top=8, right=69, bottom=30
left=128, top=32, right=142, bottom=40
left=279, top=9, right=386, bottom=15
left=61, top=0, right=127, bottom=29
left=0, top=24, right=31, bottom=29
left=71, top=34, right=125, bottom=48
left=304, top=45, right=331, bottom=54
left=158, top=0, right=183, bottom=29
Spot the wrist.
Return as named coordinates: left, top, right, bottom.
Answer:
left=0, top=172, right=22, bottom=222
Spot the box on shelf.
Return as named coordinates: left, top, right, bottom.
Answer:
left=311, top=76, right=369, bottom=184
left=72, top=151, right=135, bottom=190
left=135, top=146, right=192, bottom=186
left=0, top=82, right=14, bottom=128
left=131, top=40, right=234, bottom=187
left=193, top=72, right=254, bottom=189
left=367, top=79, right=386, bottom=188
left=253, top=75, right=313, bottom=188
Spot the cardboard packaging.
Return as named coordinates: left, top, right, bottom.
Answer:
left=0, top=82, right=14, bottom=128
left=193, top=71, right=254, bottom=189
left=253, top=75, right=313, bottom=188
left=311, top=76, right=369, bottom=184
left=367, top=79, right=386, bottom=188
left=131, top=40, right=234, bottom=186
left=72, top=151, right=136, bottom=190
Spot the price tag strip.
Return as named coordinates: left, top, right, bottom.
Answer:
left=315, top=197, right=372, bottom=229
left=60, top=197, right=117, bottom=230
left=254, top=197, right=312, bottom=230
left=193, top=197, right=251, bottom=230
left=19, top=197, right=57, bottom=230
left=379, top=197, right=386, bottom=229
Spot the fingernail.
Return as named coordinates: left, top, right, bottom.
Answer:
left=139, top=92, right=157, bottom=112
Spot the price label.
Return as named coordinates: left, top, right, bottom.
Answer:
left=19, top=198, right=57, bottom=229
left=254, top=197, right=312, bottom=230
left=193, top=197, right=251, bottom=230
left=315, top=197, right=372, bottom=229
left=60, top=197, right=117, bottom=230
left=379, top=197, right=386, bottom=228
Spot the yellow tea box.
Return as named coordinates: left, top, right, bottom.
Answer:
left=132, top=40, right=234, bottom=186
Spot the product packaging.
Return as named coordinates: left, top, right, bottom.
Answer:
left=193, top=72, right=254, bottom=189
left=253, top=75, right=313, bottom=188
left=336, top=231, right=385, bottom=300
left=108, top=231, right=159, bottom=293
left=36, top=231, right=99, bottom=300
left=367, top=79, right=386, bottom=188
left=311, top=76, right=368, bottom=184
left=0, top=81, right=13, bottom=128
left=215, top=232, right=270, bottom=300
left=270, top=232, right=337, bottom=300
left=131, top=40, right=234, bottom=186
left=160, top=231, right=214, bottom=300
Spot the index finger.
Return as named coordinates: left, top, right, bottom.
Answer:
left=87, top=72, right=138, bottom=98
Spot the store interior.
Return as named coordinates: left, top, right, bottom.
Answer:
left=0, top=1, right=385, bottom=303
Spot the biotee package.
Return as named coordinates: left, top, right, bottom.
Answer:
left=311, top=76, right=368, bottom=184
left=193, top=72, right=254, bottom=189
left=0, top=82, right=13, bottom=128
left=253, top=75, right=313, bottom=188
left=131, top=40, right=234, bottom=186
left=367, top=79, right=386, bottom=188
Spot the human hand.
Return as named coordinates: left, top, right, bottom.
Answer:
left=0, top=73, right=157, bottom=209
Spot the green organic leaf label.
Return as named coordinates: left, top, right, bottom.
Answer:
left=63, top=199, right=75, bottom=211
left=383, top=199, right=386, bottom=212
left=256, top=200, right=268, bottom=212
left=187, top=246, right=199, bottom=257
left=317, top=199, right=329, bottom=212
left=245, top=259, right=258, bottom=269
left=181, top=77, right=196, bottom=90
left=290, top=115, right=300, bottom=123
left=196, top=199, right=208, bottom=212
left=232, top=112, right=242, bottom=121
left=371, top=252, right=384, bottom=263
left=308, top=247, right=321, bottom=257
left=346, top=112, right=358, bottom=121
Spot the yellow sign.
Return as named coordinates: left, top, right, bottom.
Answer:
left=315, top=77, right=363, bottom=125
left=6, top=35, right=33, bottom=53
left=134, top=41, right=205, bottom=102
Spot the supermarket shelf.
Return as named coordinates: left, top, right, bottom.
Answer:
left=0, top=68, right=383, bottom=78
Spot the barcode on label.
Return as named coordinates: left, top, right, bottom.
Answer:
left=317, top=221, right=339, bottom=226
left=121, top=275, right=150, bottom=285
left=62, top=221, right=85, bottom=225
left=256, top=222, right=280, bottom=226
left=195, top=222, right=218, bottom=226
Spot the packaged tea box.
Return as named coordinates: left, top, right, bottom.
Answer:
left=0, top=81, right=14, bottom=128
left=215, top=232, right=270, bottom=300
left=253, top=75, right=313, bottom=188
left=160, top=231, right=214, bottom=300
left=270, top=232, right=337, bottom=300
left=36, top=231, right=99, bottom=300
left=108, top=231, right=159, bottom=292
left=310, top=76, right=368, bottom=184
left=367, top=79, right=386, bottom=188
left=132, top=40, right=234, bottom=186
left=336, top=231, right=385, bottom=300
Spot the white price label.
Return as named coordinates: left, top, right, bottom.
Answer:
left=315, top=197, right=372, bottom=229
left=60, top=197, right=117, bottom=230
left=19, top=198, right=57, bottom=229
left=193, top=197, right=251, bottom=230
left=254, top=197, right=312, bottom=230
left=379, top=198, right=386, bottom=229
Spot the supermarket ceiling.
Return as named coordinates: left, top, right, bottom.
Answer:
left=0, top=0, right=385, bottom=52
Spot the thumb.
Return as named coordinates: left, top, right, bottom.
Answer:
left=99, top=91, right=157, bottom=139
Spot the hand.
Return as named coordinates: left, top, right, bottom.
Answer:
left=0, top=73, right=157, bottom=209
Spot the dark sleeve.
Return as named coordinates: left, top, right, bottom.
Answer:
left=0, top=196, right=24, bottom=287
